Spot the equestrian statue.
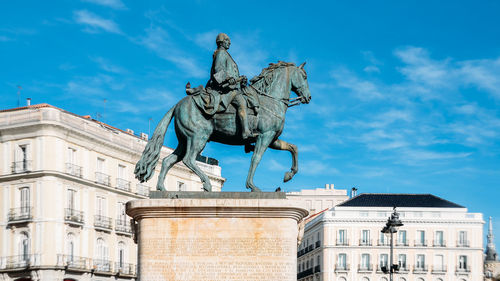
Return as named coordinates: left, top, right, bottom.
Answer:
left=134, top=33, right=311, bottom=192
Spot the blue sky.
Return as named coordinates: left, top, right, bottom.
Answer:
left=2, top=1, right=500, bottom=245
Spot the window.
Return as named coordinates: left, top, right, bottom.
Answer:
left=458, top=231, right=467, bottom=246
left=338, top=229, right=346, bottom=244
left=361, top=230, right=370, bottom=245
left=67, top=233, right=75, bottom=262
left=380, top=254, right=388, bottom=268
left=95, top=238, right=109, bottom=270
left=118, top=242, right=126, bottom=268
left=435, top=231, right=444, bottom=246
left=361, top=253, right=370, bottom=269
left=117, top=202, right=126, bottom=222
left=416, top=254, right=425, bottom=269
left=379, top=231, right=385, bottom=245
left=177, top=181, right=186, bottom=191
left=118, top=164, right=125, bottom=179
left=338, top=253, right=347, bottom=268
left=458, top=255, right=467, bottom=270
left=97, top=158, right=105, bottom=172
left=20, top=187, right=30, bottom=211
left=14, top=144, right=30, bottom=172
left=96, top=196, right=106, bottom=217
left=416, top=230, right=425, bottom=245
left=19, top=232, right=30, bottom=261
left=67, top=147, right=76, bottom=164
left=67, top=189, right=76, bottom=210
left=398, top=230, right=407, bottom=245
left=434, top=254, right=444, bottom=271
left=398, top=254, right=407, bottom=269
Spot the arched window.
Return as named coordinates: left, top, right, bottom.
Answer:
left=67, top=233, right=75, bottom=262
left=416, top=278, right=425, bottom=281
left=380, top=277, right=388, bottom=281
left=398, top=278, right=406, bottom=281
left=19, top=232, right=30, bottom=261
left=95, top=238, right=109, bottom=271
left=361, top=277, right=370, bottom=281
left=338, top=278, right=347, bottom=281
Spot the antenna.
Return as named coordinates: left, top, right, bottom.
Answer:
left=16, top=85, right=22, bottom=107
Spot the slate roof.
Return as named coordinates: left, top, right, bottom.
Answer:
left=338, top=193, right=464, bottom=208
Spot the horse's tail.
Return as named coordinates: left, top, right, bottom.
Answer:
left=134, top=105, right=176, bottom=182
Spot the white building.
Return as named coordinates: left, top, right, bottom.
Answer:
left=287, top=184, right=349, bottom=217
left=298, top=193, right=484, bottom=281
left=0, top=103, right=224, bottom=281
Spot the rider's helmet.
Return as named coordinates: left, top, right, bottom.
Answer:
left=216, top=33, right=230, bottom=46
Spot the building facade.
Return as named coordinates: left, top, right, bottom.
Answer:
left=298, top=194, right=484, bottom=281
left=0, top=104, right=224, bottom=281
left=286, top=184, right=349, bottom=217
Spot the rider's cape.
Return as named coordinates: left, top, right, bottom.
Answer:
left=189, top=86, right=259, bottom=117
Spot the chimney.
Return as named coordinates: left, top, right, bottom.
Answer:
left=350, top=187, right=358, bottom=198
left=140, top=133, right=149, bottom=140
left=26, top=98, right=31, bottom=106
left=126, top=129, right=134, bottom=135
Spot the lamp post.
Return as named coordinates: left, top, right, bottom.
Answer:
left=381, top=207, right=404, bottom=281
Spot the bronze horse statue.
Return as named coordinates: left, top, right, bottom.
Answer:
left=134, top=61, right=311, bottom=192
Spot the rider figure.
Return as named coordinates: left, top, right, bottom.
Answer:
left=206, top=33, right=252, bottom=139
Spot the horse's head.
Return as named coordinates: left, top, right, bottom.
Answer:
left=290, top=62, right=311, bottom=104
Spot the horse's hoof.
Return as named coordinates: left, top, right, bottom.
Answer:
left=251, top=186, right=262, bottom=192
left=284, top=172, right=293, bottom=182
left=156, top=184, right=165, bottom=191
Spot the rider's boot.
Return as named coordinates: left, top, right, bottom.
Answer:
left=238, top=106, right=252, bottom=139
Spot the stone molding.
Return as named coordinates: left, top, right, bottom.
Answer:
left=126, top=198, right=308, bottom=222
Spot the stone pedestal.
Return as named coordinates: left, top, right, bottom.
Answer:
left=126, top=193, right=308, bottom=281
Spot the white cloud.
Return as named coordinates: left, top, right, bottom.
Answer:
left=74, top=10, right=122, bottom=34
left=90, top=56, right=126, bottom=73
left=82, top=0, right=126, bottom=9
left=331, top=68, right=384, bottom=100
left=193, top=30, right=218, bottom=51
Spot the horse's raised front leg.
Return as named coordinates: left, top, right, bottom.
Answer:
left=182, top=136, right=212, bottom=192
left=156, top=143, right=186, bottom=191
left=246, top=132, right=275, bottom=192
left=269, top=139, right=298, bottom=182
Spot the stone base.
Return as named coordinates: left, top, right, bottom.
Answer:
left=126, top=194, right=308, bottom=281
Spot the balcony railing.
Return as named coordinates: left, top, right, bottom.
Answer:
left=136, top=183, right=150, bottom=197
left=457, top=240, right=470, bottom=247
left=315, top=241, right=321, bottom=248
left=433, top=240, right=446, bottom=247
left=297, top=268, right=313, bottom=279
left=359, top=239, right=372, bottom=246
left=336, top=239, right=349, bottom=246
left=358, top=264, right=373, bottom=272
left=115, top=219, right=132, bottom=235
left=396, top=240, right=409, bottom=246
left=64, top=208, right=84, bottom=224
left=335, top=264, right=349, bottom=272
left=57, top=254, right=90, bottom=271
left=93, top=259, right=112, bottom=273
left=413, top=265, right=428, bottom=273
left=11, top=160, right=32, bottom=173
left=94, top=215, right=112, bottom=231
left=116, top=178, right=131, bottom=192
left=95, top=172, right=110, bottom=186
left=1, top=254, right=40, bottom=270
left=65, top=163, right=82, bottom=178
left=432, top=265, right=447, bottom=273
left=314, top=265, right=320, bottom=273
left=399, top=265, right=410, bottom=272
left=115, top=262, right=136, bottom=276
left=456, top=265, right=471, bottom=273
left=377, top=239, right=390, bottom=246
left=8, top=207, right=32, bottom=222
left=414, top=240, right=428, bottom=247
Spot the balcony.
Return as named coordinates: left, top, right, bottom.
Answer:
left=315, top=241, right=321, bottom=248
left=93, top=259, right=112, bottom=274
left=359, top=239, right=373, bottom=246
left=396, top=240, right=409, bottom=246
left=95, top=172, right=110, bottom=186
left=94, top=215, right=112, bottom=231
left=314, top=265, right=320, bottom=273
left=11, top=160, right=32, bottom=173
left=8, top=207, right=32, bottom=223
left=115, top=262, right=136, bottom=276
left=377, top=239, right=390, bottom=246
left=64, top=208, right=84, bottom=225
left=1, top=254, right=40, bottom=270
left=136, top=183, right=150, bottom=197
left=297, top=268, right=313, bottom=279
left=399, top=265, right=410, bottom=273
left=115, top=219, right=133, bottom=235
left=335, top=264, right=349, bottom=272
left=358, top=264, right=373, bottom=272
left=57, top=255, right=90, bottom=271
left=431, top=266, right=447, bottom=274
left=433, top=240, right=446, bottom=247
left=65, top=163, right=82, bottom=178
left=414, top=240, right=428, bottom=247
left=413, top=265, right=428, bottom=273
left=116, top=178, right=131, bottom=192
left=457, top=240, right=470, bottom=247
left=336, top=239, right=349, bottom=246
left=456, top=266, right=471, bottom=274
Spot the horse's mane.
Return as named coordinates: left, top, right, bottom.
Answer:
left=250, top=61, right=295, bottom=92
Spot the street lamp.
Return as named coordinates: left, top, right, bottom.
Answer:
left=381, top=207, right=404, bottom=281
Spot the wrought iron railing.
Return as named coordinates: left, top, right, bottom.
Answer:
left=94, top=215, right=112, bottom=230
left=358, top=264, right=373, bottom=272
left=65, top=208, right=84, bottom=224
left=433, top=240, right=446, bottom=247
left=359, top=239, right=372, bottom=246
left=1, top=254, right=40, bottom=269
left=335, top=264, right=349, bottom=271
left=115, top=262, right=136, bottom=275
left=136, top=183, right=150, bottom=196
left=457, top=240, right=470, bottom=247
left=11, top=160, right=32, bottom=173
left=115, top=219, right=132, bottom=234
left=413, top=265, right=428, bottom=272
left=65, top=163, right=82, bottom=178
left=431, top=265, right=447, bottom=273
left=414, top=240, right=428, bottom=247
left=57, top=254, right=90, bottom=270
left=8, top=207, right=32, bottom=222
left=95, top=172, right=110, bottom=186
left=116, top=178, right=131, bottom=192
left=336, top=239, right=349, bottom=246
left=93, top=259, right=112, bottom=272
